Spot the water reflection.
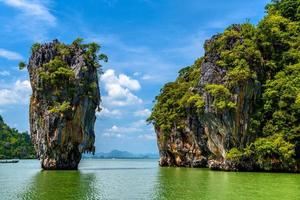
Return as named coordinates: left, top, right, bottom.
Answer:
left=153, top=167, right=300, bottom=200
left=153, top=167, right=213, bottom=200
left=21, top=170, right=100, bottom=200
left=6, top=160, right=300, bottom=200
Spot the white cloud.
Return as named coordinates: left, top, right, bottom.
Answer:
left=1, top=0, right=56, bottom=25
left=0, top=49, right=23, bottom=60
left=102, top=120, right=147, bottom=138
left=0, top=70, right=10, bottom=76
left=141, top=74, right=157, bottom=80
left=118, top=74, right=141, bottom=91
left=0, top=0, right=56, bottom=41
left=133, top=72, right=141, bottom=76
left=0, top=80, right=31, bottom=105
left=96, top=107, right=122, bottom=118
left=103, top=124, right=142, bottom=138
left=134, top=109, right=151, bottom=117
left=138, top=133, right=156, bottom=141
left=102, top=69, right=141, bottom=91
left=101, top=69, right=142, bottom=106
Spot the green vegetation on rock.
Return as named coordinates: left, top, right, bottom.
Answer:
left=147, top=60, right=202, bottom=133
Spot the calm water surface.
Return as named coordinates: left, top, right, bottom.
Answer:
left=0, top=159, right=300, bottom=200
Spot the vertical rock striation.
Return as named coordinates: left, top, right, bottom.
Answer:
left=26, top=39, right=104, bottom=169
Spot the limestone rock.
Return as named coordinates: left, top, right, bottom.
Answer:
left=155, top=31, right=261, bottom=170
left=27, top=39, right=101, bottom=169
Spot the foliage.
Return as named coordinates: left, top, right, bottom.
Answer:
left=179, top=92, right=205, bottom=114
left=18, top=61, right=26, bottom=70
left=49, top=101, right=71, bottom=114
left=39, top=57, right=75, bottom=90
left=0, top=115, right=35, bottom=159
left=227, top=134, right=296, bottom=171
left=267, top=0, right=300, bottom=21
left=205, top=84, right=236, bottom=110
left=31, top=43, right=41, bottom=54
left=55, top=43, right=71, bottom=56
left=147, top=62, right=202, bottom=133
left=35, top=38, right=106, bottom=114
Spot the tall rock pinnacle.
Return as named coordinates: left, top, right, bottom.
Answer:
left=24, top=39, right=106, bottom=169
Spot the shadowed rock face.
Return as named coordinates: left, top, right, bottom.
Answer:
left=27, top=40, right=101, bottom=169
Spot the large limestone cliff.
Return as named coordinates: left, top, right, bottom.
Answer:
left=26, top=39, right=103, bottom=169
left=156, top=34, right=260, bottom=169
left=150, top=0, right=300, bottom=171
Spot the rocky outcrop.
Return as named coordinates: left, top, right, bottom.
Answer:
left=157, top=115, right=209, bottom=167
left=154, top=28, right=263, bottom=170
left=27, top=39, right=101, bottom=169
left=152, top=6, right=300, bottom=171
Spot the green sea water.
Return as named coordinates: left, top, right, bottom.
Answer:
left=0, top=159, right=300, bottom=200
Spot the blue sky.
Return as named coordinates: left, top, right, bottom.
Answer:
left=0, top=0, right=269, bottom=154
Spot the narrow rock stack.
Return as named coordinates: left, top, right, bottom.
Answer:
left=25, top=39, right=105, bottom=169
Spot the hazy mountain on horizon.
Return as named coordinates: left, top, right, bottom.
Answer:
left=83, top=149, right=159, bottom=159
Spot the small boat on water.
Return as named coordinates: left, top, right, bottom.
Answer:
left=0, top=159, right=19, bottom=163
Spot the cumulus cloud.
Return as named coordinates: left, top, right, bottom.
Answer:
left=0, top=49, right=23, bottom=60
left=0, top=80, right=31, bottom=105
left=0, top=70, right=10, bottom=76
left=102, top=120, right=147, bottom=138
left=141, top=74, right=156, bottom=80
left=0, top=0, right=56, bottom=25
left=96, top=107, right=122, bottom=118
left=103, top=124, right=142, bottom=138
left=101, top=69, right=142, bottom=106
left=133, top=72, right=141, bottom=76
left=138, top=133, right=156, bottom=141
left=102, top=69, right=141, bottom=91
left=134, top=109, right=151, bottom=117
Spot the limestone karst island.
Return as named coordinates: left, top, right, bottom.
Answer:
left=0, top=0, right=300, bottom=199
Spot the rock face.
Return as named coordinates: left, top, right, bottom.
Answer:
left=198, top=35, right=260, bottom=160
left=155, top=33, right=260, bottom=169
left=27, top=39, right=101, bottom=169
left=157, top=115, right=209, bottom=167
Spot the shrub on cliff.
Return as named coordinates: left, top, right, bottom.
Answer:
left=147, top=61, right=203, bottom=133
left=227, top=134, right=296, bottom=171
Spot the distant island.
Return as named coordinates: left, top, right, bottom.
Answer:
left=83, top=149, right=159, bottom=159
left=0, top=115, right=35, bottom=159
